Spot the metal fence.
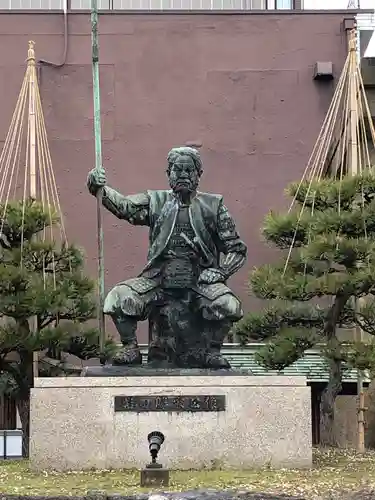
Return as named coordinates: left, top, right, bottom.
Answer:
left=0, top=430, right=23, bottom=460
left=0, top=0, right=293, bottom=9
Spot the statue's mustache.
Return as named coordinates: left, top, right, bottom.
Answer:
left=173, top=185, right=193, bottom=193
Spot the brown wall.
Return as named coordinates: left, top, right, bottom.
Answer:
left=0, top=11, right=350, bottom=341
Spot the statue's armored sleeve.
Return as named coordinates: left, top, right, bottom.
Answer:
left=216, top=201, right=247, bottom=278
left=102, top=187, right=150, bottom=226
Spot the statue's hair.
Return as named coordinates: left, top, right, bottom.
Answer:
left=166, top=147, right=203, bottom=176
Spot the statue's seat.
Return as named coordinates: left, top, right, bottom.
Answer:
left=146, top=294, right=207, bottom=368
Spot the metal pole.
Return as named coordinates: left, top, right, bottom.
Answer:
left=91, top=0, right=106, bottom=361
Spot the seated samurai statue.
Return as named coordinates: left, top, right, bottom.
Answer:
left=87, top=147, right=247, bottom=369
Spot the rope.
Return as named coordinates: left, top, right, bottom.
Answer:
left=283, top=27, right=375, bottom=276
left=282, top=53, right=351, bottom=275
left=0, top=41, right=70, bottom=289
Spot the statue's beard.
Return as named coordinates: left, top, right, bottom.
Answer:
left=174, top=183, right=192, bottom=194
left=170, top=178, right=198, bottom=194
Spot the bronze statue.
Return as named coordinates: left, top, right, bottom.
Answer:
left=87, top=147, right=247, bottom=369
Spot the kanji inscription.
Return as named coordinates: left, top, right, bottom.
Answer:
left=114, top=395, right=226, bottom=412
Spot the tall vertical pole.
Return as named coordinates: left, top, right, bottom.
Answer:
left=27, top=40, right=39, bottom=379
left=348, top=33, right=358, bottom=177
left=28, top=41, right=37, bottom=202
left=348, top=29, right=365, bottom=453
left=91, top=0, right=106, bottom=359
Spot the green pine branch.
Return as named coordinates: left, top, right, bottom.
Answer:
left=0, top=201, right=117, bottom=457
left=288, top=173, right=375, bottom=212
left=0, top=200, right=59, bottom=248
left=254, top=327, right=319, bottom=371
left=263, top=204, right=375, bottom=249
left=234, top=301, right=327, bottom=342
left=242, top=172, right=375, bottom=445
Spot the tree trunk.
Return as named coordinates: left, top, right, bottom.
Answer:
left=320, top=353, right=342, bottom=446
left=16, top=392, right=30, bottom=458
left=319, top=294, right=347, bottom=447
left=17, top=340, right=34, bottom=458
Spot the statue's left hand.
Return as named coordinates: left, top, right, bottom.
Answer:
left=198, top=268, right=225, bottom=285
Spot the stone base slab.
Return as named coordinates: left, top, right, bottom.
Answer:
left=30, top=374, right=312, bottom=471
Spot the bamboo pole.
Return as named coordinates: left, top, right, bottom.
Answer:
left=348, top=29, right=366, bottom=454
left=91, top=0, right=106, bottom=360
left=27, top=41, right=39, bottom=380
left=28, top=41, right=37, bottom=201
left=348, top=36, right=358, bottom=177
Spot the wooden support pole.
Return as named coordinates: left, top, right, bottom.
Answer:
left=28, top=41, right=37, bottom=201
left=347, top=29, right=366, bottom=453
left=27, top=40, right=39, bottom=379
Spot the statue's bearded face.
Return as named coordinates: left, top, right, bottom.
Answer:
left=168, top=155, right=200, bottom=194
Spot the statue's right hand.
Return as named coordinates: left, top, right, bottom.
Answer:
left=87, top=167, right=106, bottom=196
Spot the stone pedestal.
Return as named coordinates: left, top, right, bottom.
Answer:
left=30, top=371, right=312, bottom=471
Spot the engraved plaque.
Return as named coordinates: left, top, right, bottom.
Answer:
left=114, top=395, right=226, bottom=412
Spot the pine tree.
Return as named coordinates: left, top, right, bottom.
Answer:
left=0, top=200, right=116, bottom=457
left=235, top=172, right=375, bottom=446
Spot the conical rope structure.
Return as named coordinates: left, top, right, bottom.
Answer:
left=0, top=41, right=70, bottom=375
left=282, top=29, right=375, bottom=452
left=284, top=30, right=375, bottom=274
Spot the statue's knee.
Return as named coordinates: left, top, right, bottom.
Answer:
left=104, top=285, right=145, bottom=318
left=121, top=294, right=146, bottom=317
left=202, top=294, right=243, bottom=321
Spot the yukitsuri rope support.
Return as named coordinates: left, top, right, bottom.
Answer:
left=0, top=41, right=70, bottom=376
left=282, top=28, right=375, bottom=453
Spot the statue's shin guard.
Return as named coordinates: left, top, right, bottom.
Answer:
left=207, top=320, right=232, bottom=352
left=111, top=314, right=138, bottom=347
